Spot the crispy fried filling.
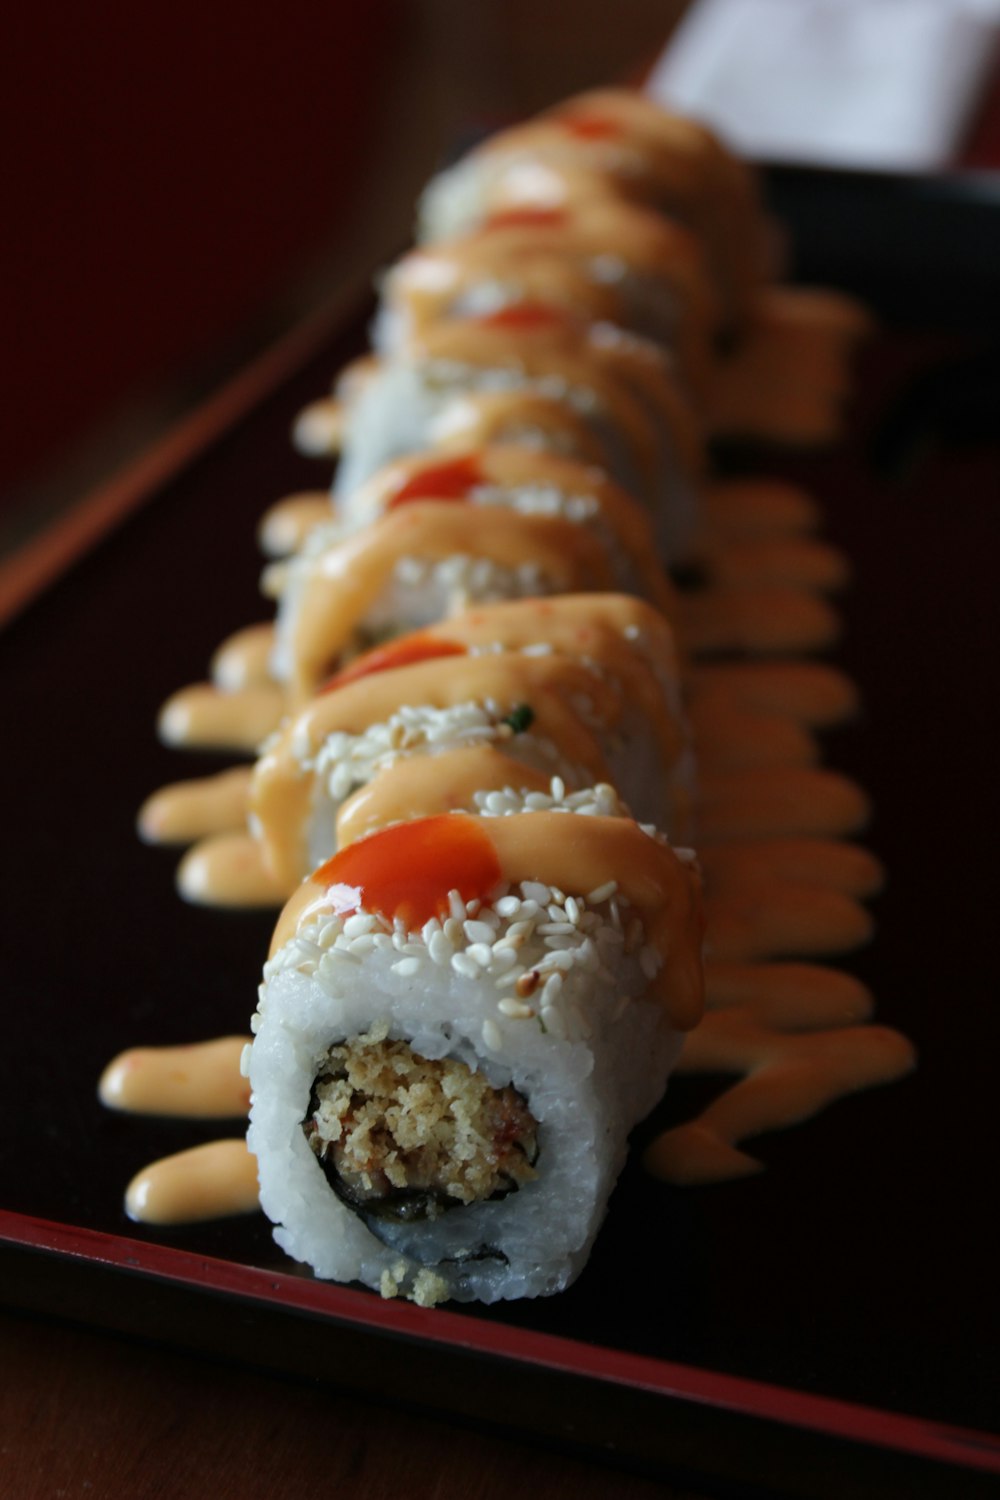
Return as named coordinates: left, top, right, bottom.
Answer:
left=303, top=1032, right=539, bottom=1223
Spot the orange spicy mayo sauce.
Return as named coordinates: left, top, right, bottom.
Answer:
left=646, top=961, right=916, bottom=1184
left=100, top=1037, right=250, bottom=1118
left=126, top=1139, right=259, bottom=1225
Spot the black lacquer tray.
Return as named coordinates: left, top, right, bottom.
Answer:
left=2, top=176, right=999, bottom=1499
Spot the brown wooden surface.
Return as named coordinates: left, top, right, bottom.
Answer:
left=0, top=1309, right=699, bottom=1499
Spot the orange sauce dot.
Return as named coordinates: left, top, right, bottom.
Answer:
left=311, top=814, right=503, bottom=929
left=321, top=635, right=466, bottom=693
left=559, top=114, right=622, bottom=141
left=388, top=453, right=487, bottom=508
left=476, top=301, right=569, bottom=332
left=481, top=207, right=569, bottom=232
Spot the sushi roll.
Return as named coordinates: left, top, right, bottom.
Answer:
left=247, top=806, right=704, bottom=1303
left=251, top=595, right=693, bottom=891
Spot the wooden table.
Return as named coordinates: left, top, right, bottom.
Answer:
left=0, top=1309, right=687, bottom=1499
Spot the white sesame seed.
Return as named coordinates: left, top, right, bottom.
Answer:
left=586, top=880, right=618, bottom=904
left=466, top=943, right=494, bottom=968
left=464, top=919, right=495, bottom=945
left=392, top=957, right=420, bottom=977
left=330, top=945, right=362, bottom=966
left=451, top=952, right=480, bottom=979
left=428, top=930, right=453, bottom=967
left=448, top=889, right=466, bottom=922
left=443, top=916, right=464, bottom=945
left=542, top=972, right=564, bottom=1004
left=540, top=1005, right=567, bottom=1039
left=482, top=1019, right=503, bottom=1050
left=498, top=998, right=535, bottom=1019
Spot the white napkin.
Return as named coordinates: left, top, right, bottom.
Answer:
left=646, top=0, right=1000, bottom=170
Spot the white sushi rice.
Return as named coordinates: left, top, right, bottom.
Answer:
left=247, top=845, right=682, bottom=1305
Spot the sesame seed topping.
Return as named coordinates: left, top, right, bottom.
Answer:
left=482, top=1019, right=503, bottom=1050
left=464, top=919, right=496, bottom=945
left=498, top=998, right=535, bottom=1019
left=451, top=952, right=480, bottom=979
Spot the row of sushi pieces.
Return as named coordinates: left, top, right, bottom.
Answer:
left=130, top=89, right=873, bottom=1307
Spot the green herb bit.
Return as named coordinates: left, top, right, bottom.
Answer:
left=503, top=704, right=535, bottom=734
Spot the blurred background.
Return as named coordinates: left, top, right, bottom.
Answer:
left=2, top=0, right=998, bottom=559
left=0, top=0, right=690, bottom=554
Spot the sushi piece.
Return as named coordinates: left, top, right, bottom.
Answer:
left=417, top=87, right=770, bottom=331
left=251, top=594, right=693, bottom=891
left=374, top=197, right=720, bottom=399
left=294, top=370, right=614, bottom=475
left=332, top=305, right=704, bottom=557
left=247, top=806, right=704, bottom=1304
left=321, top=441, right=681, bottom=587
left=267, top=454, right=680, bottom=702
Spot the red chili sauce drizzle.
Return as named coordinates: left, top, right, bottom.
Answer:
left=559, top=115, right=623, bottom=141
left=387, top=453, right=486, bottom=508
left=476, top=301, right=570, bottom=332
left=312, top=814, right=503, bottom=929
left=321, top=635, right=466, bottom=693
left=480, top=207, right=569, bottom=233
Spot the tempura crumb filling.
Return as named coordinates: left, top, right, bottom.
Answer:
left=304, top=1026, right=539, bottom=1222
